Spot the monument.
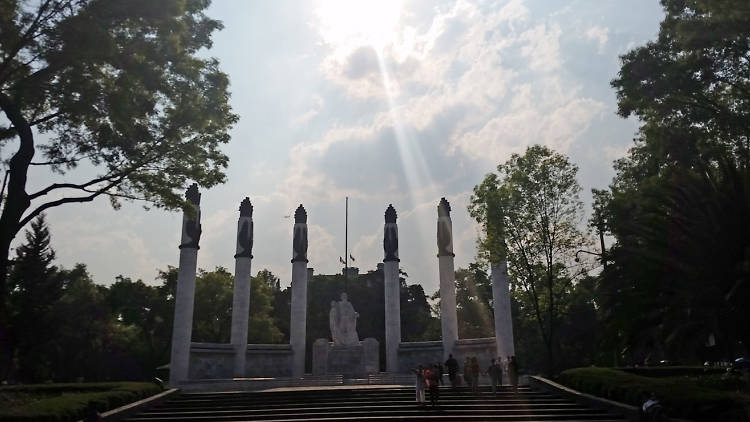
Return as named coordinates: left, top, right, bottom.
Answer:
left=382, top=204, right=401, bottom=372
left=290, top=205, right=309, bottom=377
left=230, top=197, right=254, bottom=377
left=312, top=292, right=379, bottom=377
left=330, top=293, right=360, bottom=346
left=167, top=192, right=513, bottom=383
left=437, top=197, right=459, bottom=360
left=169, top=184, right=202, bottom=386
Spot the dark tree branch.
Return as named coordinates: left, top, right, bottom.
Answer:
left=28, top=172, right=121, bottom=200
left=18, top=174, right=128, bottom=229
left=1, top=112, right=63, bottom=140
left=30, top=151, right=96, bottom=166
left=0, top=0, right=55, bottom=84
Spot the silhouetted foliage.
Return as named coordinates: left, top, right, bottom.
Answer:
left=469, top=145, right=589, bottom=374
left=0, top=0, right=238, bottom=371
left=7, top=214, right=64, bottom=381
left=598, top=0, right=750, bottom=364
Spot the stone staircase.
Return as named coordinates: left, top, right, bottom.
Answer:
left=123, top=385, right=627, bottom=421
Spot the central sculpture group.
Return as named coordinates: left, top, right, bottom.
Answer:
left=167, top=185, right=515, bottom=386
left=330, top=293, right=359, bottom=347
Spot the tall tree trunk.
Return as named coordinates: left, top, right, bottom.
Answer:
left=0, top=95, right=35, bottom=381
left=598, top=224, right=607, bottom=269
left=546, top=271, right=556, bottom=375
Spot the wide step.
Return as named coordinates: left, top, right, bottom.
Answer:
left=123, top=386, right=626, bottom=422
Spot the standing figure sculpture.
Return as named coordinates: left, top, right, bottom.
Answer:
left=330, top=292, right=360, bottom=346
left=329, top=300, right=340, bottom=343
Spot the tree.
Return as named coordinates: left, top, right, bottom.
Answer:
left=469, top=145, right=588, bottom=374
left=248, top=270, right=283, bottom=344
left=192, top=267, right=234, bottom=343
left=601, top=0, right=750, bottom=363
left=50, top=264, right=126, bottom=381
left=108, top=274, right=174, bottom=378
left=612, top=0, right=750, bottom=171
left=454, top=264, right=494, bottom=339
left=191, top=267, right=284, bottom=344
left=6, top=214, right=64, bottom=381
left=588, top=189, right=611, bottom=269
left=400, top=279, right=440, bottom=342
left=0, top=0, right=238, bottom=361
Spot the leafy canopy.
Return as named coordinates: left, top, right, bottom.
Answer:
left=0, top=0, right=238, bottom=228
left=469, top=145, right=588, bottom=373
left=611, top=0, right=750, bottom=176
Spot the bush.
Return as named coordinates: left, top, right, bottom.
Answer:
left=618, top=366, right=726, bottom=378
left=0, top=382, right=161, bottom=422
left=558, top=367, right=750, bottom=422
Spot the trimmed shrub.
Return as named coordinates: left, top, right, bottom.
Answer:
left=558, top=367, right=750, bottom=422
left=618, top=366, right=726, bottom=378
left=0, top=382, right=161, bottom=422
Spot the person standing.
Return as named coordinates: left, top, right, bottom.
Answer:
left=463, top=357, right=471, bottom=389
left=412, top=365, right=426, bottom=406
left=486, top=358, right=503, bottom=395
left=427, top=364, right=441, bottom=407
left=508, top=356, right=519, bottom=392
left=470, top=357, right=480, bottom=394
left=445, top=354, right=459, bottom=388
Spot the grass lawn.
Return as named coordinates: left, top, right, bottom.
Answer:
left=558, top=367, right=750, bottom=421
left=0, top=382, right=162, bottom=422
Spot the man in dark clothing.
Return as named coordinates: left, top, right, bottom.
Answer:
left=445, top=354, right=459, bottom=388
left=486, top=358, right=503, bottom=395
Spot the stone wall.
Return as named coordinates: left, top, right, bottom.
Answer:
left=312, top=338, right=379, bottom=377
left=397, top=337, right=497, bottom=373
left=187, top=338, right=497, bottom=378
left=188, top=342, right=293, bottom=379
left=454, top=337, right=498, bottom=368
left=397, top=340, right=443, bottom=373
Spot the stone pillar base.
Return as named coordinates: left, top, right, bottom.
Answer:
left=312, top=338, right=379, bottom=377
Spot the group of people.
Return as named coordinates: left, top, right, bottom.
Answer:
left=412, top=355, right=519, bottom=407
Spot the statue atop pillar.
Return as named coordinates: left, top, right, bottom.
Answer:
left=292, top=204, right=308, bottom=263
left=384, top=204, right=399, bottom=262
left=329, top=292, right=360, bottom=346
left=235, top=197, right=253, bottom=258
left=179, top=183, right=202, bottom=249
left=437, top=197, right=454, bottom=257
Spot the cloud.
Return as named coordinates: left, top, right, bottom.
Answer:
left=294, top=94, right=324, bottom=126
left=276, top=0, right=611, bottom=289
left=585, top=25, right=610, bottom=54
left=520, top=23, right=563, bottom=71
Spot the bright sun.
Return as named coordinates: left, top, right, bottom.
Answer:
left=315, top=0, right=403, bottom=51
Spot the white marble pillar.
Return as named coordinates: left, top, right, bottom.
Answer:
left=289, top=205, right=309, bottom=377
left=383, top=204, right=401, bottom=373
left=169, top=184, right=202, bottom=387
left=230, top=197, right=254, bottom=378
left=492, top=261, right=515, bottom=360
left=437, top=197, right=459, bottom=360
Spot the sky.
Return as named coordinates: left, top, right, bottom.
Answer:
left=17, top=0, right=664, bottom=294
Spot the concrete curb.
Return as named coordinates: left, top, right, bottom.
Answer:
left=528, top=375, right=640, bottom=421
left=97, top=388, right=179, bottom=421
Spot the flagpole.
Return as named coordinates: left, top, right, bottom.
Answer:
left=345, top=196, right=349, bottom=293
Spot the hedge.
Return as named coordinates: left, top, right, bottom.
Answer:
left=617, top=366, right=727, bottom=378
left=0, top=382, right=161, bottom=422
left=558, top=367, right=750, bottom=422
